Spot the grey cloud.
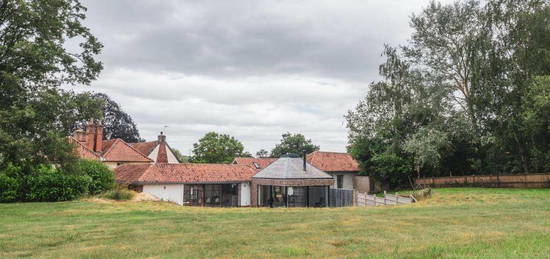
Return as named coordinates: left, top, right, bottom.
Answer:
left=74, top=0, right=448, bottom=154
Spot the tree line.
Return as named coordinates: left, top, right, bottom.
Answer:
left=346, top=0, right=550, bottom=189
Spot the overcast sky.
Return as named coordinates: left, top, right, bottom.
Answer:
left=75, top=0, right=449, bottom=156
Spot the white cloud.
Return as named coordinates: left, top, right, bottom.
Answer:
left=72, top=0, right=454, bottom=155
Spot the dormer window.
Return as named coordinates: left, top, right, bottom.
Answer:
left=253, top=162, right=260, bottom=169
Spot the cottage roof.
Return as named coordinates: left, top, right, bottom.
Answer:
left=253, top=157, right=333, bottom=179
left=306, top=151, right=360, bottom=172
left=130, top=141, right=158, bottom=156
left=232, top=157, right=277, bottom=170
left=115, top=163, right=256, bottom=184
left=100, top=139, right=152, bottom=162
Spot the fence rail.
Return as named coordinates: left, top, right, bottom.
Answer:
left=356, top=191, right=414, bottom=207
left=416, top=173, right=550, bottom=188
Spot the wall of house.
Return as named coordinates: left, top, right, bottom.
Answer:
left=329, top=172, right=355, bottom=190
left=143, top=184, right=184, bottom=205
left=239, top=182, right=251, bottom=206
left=149, top=145, right=179, bottom=163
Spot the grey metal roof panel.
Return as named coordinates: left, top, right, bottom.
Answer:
left=252, top=157, right=333, bottom=179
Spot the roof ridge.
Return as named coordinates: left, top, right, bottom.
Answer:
left=103, top=138, right=153, bottom=162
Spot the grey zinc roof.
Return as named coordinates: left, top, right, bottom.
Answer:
left=253, top=157, right=333, bottom=179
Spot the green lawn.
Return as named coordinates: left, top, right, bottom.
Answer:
left=1, top=188, right=549, bottom=258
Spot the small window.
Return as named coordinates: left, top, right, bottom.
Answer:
left=253, top=162, right=260, bottom=169
left=337, top=175, right=344, bottom=189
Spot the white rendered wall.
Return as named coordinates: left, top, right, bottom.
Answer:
left=330, top=172, right=355, bottom=190
left=240, top=182, right=251, bottom=206
left=166, top=147, right=179, bottom=163
left=143, top=184, right=184, bottom=205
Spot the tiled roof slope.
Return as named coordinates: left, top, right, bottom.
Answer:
left=68, top=137, right=100, bottom=160
left=101, top=139, right=152, bottom=162
left=232, top=157, right=277, bottom=170
left=306, top=151, right=360, bottom=172
left=130, top=141, right=158, bottom=156
left=115, top=163, right=256, bottom=184
left=253, top=157, right=333, bottom=179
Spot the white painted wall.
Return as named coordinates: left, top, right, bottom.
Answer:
left=166, top=147, right=179, bottom=163
left=148, top=145, right=180, bottom=163
left=239, top=182, right=251, bottom=206
left=330, top=172, right=355, bottom=190
left=143, top=184, right=184, bottom=205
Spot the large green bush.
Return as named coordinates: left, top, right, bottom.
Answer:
left=25, top=165, right=91, bottom=202
left=0, top=164, right=22, bottom=202
left=75, top=159, right=114, bottom=195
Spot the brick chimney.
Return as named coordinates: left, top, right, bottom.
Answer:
left=74, top=129, right=87, bottom=143
left=85, top=120, right=104, bottom=152
left=156, top=132, right=168, bottom=163
left=94, top=122, right=103, bottom=152
left=85, top=121, right=96, bottom=151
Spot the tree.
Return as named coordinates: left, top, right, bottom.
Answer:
left=347, top=0, right=550, bottom=186
left=171, top=149, right=189, bottom=163
left=190, top=132, right=248, bottom=163
left=404, top=127, right=451, bottom=179
left=270, top=132, right=320, bottom=158
left=86, top=93, right=142, bottom=143
left=256, top=149, right=269, bottom=158
left=0, top=0, right=103, bottom=171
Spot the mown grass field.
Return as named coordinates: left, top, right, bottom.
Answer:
left=1, top=188, right=549, bottom=258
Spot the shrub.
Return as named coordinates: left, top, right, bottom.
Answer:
left=411, top=188, right=432, bottom=201
left=0, top=164, right=22, bottom=202
left=26, top=165, right=91, bottom=202
left=0, top=173, right=20, bottom=202
left=74, top=159, right=115, bottom=195
left=101, top=185, right=136, bottom=201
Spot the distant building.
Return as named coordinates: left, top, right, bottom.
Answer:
left=306, top=151, right=360, bottom=190
left=70, top=121, right=179, bottom=168
left=130, top=132, right=180, bottom=164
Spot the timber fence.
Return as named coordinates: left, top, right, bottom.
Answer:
left=415, top=173, right=550, bottom=188
left=356, top=191, right=414, bottom=207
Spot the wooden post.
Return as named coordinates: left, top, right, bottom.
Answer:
left=326, top=186, right=330, bottom=207
left=306, top=186, right=310, bottom=207
left=384, top=190, right=387, bottom=205
left=396, top=194, right=399, bottom=205
left=285, top=186, right=288, bottom=208
left=202, top=184, right=206, bottom=207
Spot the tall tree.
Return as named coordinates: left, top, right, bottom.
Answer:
left=92, top=93, right=142, bottom=143
left=270, top=132, right=320, bottom=158
left=190, top=132, right=248, bottom=163
left=0, top=0, right=103, bottom=170
left=347, top=0, right=550, bottom=188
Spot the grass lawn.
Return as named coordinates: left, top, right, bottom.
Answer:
left=1, top=188, right=549, bottom=258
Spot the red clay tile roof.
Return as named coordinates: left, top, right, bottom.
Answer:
left=115, top=163, right=256, bottom=184
left=130, top=141, right=158, bottom=156
left=306, top=151, right=360, bottom=172
left=101, top=139, right=153, bottom=162
left=69, top=137, right=101, bottom=160
left=232, top=157, right=277, bottom=170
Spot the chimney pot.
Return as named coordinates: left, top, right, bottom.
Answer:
left=158, top=132, right=166, bottom=143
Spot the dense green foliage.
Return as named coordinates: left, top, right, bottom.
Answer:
left=0, top=159, right=115, bottom=202
left=347, top=0, right=550, bottom=188
left=190, top=132, right=250, bottom=163
left=0, top=0, right=103, bottom=173
left=75, top=160, right=114, bottom=195
left=25, top=165, right=91, bottom=202
left=270, top=132, right=320, bottom=158
left=85, top=93, right=143, bottom=143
